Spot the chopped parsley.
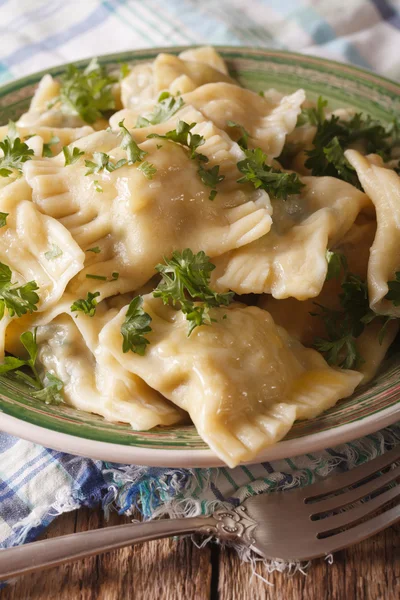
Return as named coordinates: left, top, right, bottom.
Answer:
left=0, top=212, right=8, bottom=228
left=153, top=249, right=234, bottom=335
left=0, top=329, right=64, bottom=404
left=137, top=160, right=157, bottom=180
left=85, top=152, right=126, bottom=175
left=42, top=135, right=60, bottom=158
left=86, top=246, right=101, bottom=254
left=86, top=273, right=107, bottom=281
left=0, top=123, right=34, bottom=177
left=136, top=92, right=184, bottom=128
left=119, top=63, right=131, bottom=80
left=93, top=180, right=103, bottom=192
left=237, top=148, right=305, bottom=199
left=111, top=272, right=119, bottom=280
left=325, top=250, right=348, bottom=281
left=44, top=244, right=63, bottom=260
left=118, top=120, right=147, bottom=164
left=50, top=58, right=116, bottom=124
left=0, top=262, right=39, bottom=319
left=121, top=295, right=152, bottom=355
left=304, top=108, right=400, bottom=187
left=148, top=120, right=206, bottom=159
left=385, top=272, right=400, bottom=306
left=71, top=291, right=100, bottom=317
left=198, top=164, right=224, bottom=200
left=63, top=146, right=84, bottom=166
left=227, top=120, right=250, bottom=149
left=297, top=96, right=327, bottom=127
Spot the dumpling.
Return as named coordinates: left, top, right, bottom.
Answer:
left=179, top=46, right=229, bottom=74
left=24, top=114, right=272, bottom=299
left=259, top=218, right=398, bottom=383
left=121, top=49, right=234, bottom=114
left=182, top=83, right=305, bottom=159
left=0, top=123, right=94, bottom=158
left=33, top=307, right=183, bottom=430
left=0, top=178, right=85, bottom=311
left=346, top=149, right=400, bottom=317
left=212, top=176, right=371, bottom=300
left=101, top=295, right=362, bottom=467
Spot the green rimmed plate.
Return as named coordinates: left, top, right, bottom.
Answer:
left=0, top=47, right=400, bottom=467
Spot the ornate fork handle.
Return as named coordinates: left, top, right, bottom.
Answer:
left=0, top=507, right=258, bottom=580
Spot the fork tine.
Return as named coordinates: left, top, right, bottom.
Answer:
left=312, top=502, right=400, bottom=559
left=303, top=446, right=400, bottom=501
left=309, top=464, right=400, bottom=514
left=316, top=483, right=400, bottom=533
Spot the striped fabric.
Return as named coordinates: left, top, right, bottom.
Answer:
left=1, top=0, right=400, bottom=555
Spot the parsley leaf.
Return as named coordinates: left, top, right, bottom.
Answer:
left=42, top=135, right=60, bottom=158
left=93, top=180, right=103, bottom=192
left=63, top=146, right=84, bottom=166
left=226, top=120, right=251, bottom=149
left=148, top=120, right=206, bottom=159
left=0, top=262, right=39, bottom=319
left=312, top=274, right=382, bottom=369
left=71, top=291, right=100, bottom=317
left=121, top=295, right=152, bottom=355
left=153, top=249, right=234, bottom=335
left=85, top=152, right=126, bottom=175
left=137, top=160, right=157, bottom=180
left=119, top=63, right=131, bottom=80
left=118, top=120, right=147, bottom=163
left=325, top=250, right=348, bottom=281
left=51, top=58, right=116, bottom=124
left=0, top=212, right=8, bottom=228
left=237, top=148, right=305, bottom=199
left=32, top=372, right=64, bottom=405
left=44, top=244, right=63, bottom=260
left=136, top=93, right=184, bottom=127
left=297, top=96, right=328, bottom=127
left=385, top=272, right=400, bottom=306
left=0, top=123, right=34, bottom=177
left=198, top=164, right=225, bottom=200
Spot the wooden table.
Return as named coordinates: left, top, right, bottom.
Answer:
left=1, top=509, right=399, bottom=599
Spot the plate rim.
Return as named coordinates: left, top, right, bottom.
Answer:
left=0, top=45, right=400, bottom=466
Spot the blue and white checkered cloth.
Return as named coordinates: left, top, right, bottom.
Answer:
left=1, top=0, right=400, bottom=554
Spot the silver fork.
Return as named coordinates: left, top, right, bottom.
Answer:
left=1, top=445, right=400, bottom=579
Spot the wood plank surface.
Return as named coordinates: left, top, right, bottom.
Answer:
left=1, top=509, right=399, bottom=600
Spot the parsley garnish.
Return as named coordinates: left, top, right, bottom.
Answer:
left=121, top=295, right=152, bottom=355
left=0, top=329, right=64, bottom=404
left=71, top=291, right=100, bottom=317
left=148, top=120, right=206, bottom=159
left=237, top=148, right=305, bottom=199
left=153, top=249, right=234, bottom=335
left=42, top=135, right=60, bottom=158
left=32, top=373, right=64, bottom=405
left=198, top=164, right=225, bottom=200
left=136, top=92, right=184, bottom=128
left=44, top=244, right=63, bottom=260
left=63, top=146, right=84, bottom=166
left=0, top=262, right=39, bottom=319
left=86, top=246, right=101, bottom=253
left=0, top=212, right=8, bottom=228
left=118, top=120, right=147, bottom=163
left=137, top=160, right=157, bottom=180
left=385, top=272, right=400, bottom=306
left=119, top=63, right=131, bottom=79
left=85, top=152, right=126, bottom=175
left=325, top=250, right=348, bottom=281
left=305, top=111, right=397, bottom=187
left=297, top=96, right=327, bottom=127
left=0, top=123, right=34, bottom=177
left=93, top=180, right=103, bottom=192
left=227, top=120, right=250, bottom=149
left=51, top=58, right=116, bottom=124
left=86, top=273, right=107, bottom=281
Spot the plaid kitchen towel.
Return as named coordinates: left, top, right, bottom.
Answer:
left=1, top=0, right=400, bottom=557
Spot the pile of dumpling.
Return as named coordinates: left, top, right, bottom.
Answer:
left=0, top=46, right=399, bottom=467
